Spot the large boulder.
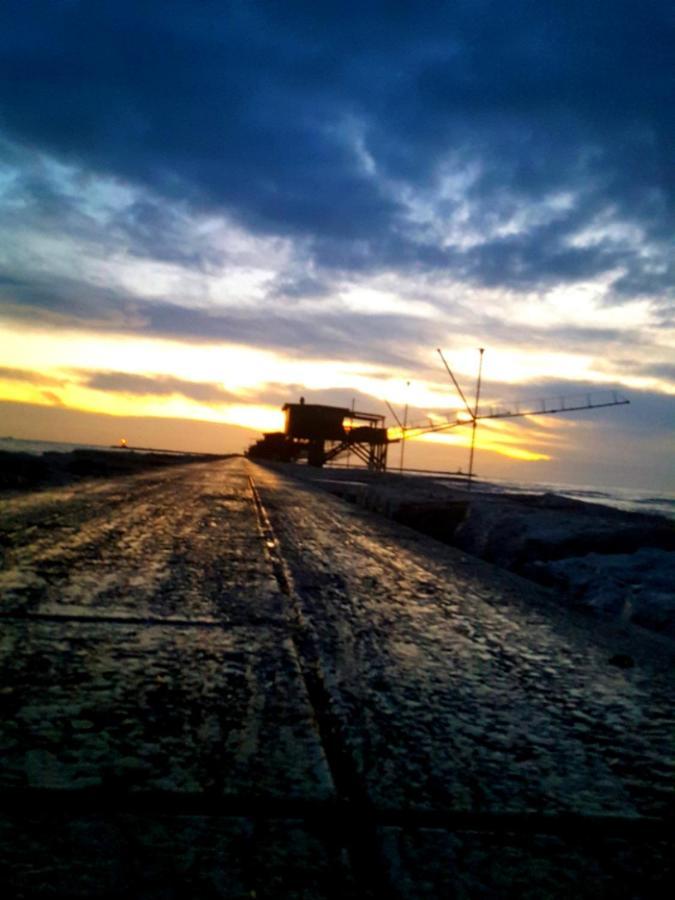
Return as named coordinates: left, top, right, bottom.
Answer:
left=528, top=548, right=675, bottom=636
left=453, top=492, right=675, bottom=570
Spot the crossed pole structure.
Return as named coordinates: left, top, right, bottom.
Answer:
left=387, top=348, right=630, bottom=488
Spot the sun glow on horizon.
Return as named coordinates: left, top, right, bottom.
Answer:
left=414, top=427, right=551, bottom=462
left=0, top=319, right=649, bottom=467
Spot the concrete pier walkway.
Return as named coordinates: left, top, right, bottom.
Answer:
left=0, top=458, right=672, bottom=897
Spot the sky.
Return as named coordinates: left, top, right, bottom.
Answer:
left=1, top=1, right=674, bottom=490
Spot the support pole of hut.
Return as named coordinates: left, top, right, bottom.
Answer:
left=345, top=397, right=355, bottom=468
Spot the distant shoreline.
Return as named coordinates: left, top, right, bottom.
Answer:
left=0, top=448, right=237, bottom=492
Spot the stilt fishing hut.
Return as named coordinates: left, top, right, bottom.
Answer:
left=246, top=397, right=393, bottom=470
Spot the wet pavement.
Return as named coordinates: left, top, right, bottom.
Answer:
left=0, top=458, right=673, bottom=898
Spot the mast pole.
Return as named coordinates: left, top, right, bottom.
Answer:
left=400, top=381, right=410, bottom=473
left=436, top=348, right=474, bottom=417
left=467, top=348, right=484, bottom=490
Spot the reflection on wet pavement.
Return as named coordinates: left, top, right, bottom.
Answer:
left=0, top=458, right=672, bottom=897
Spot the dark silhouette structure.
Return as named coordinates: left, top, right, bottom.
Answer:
left=246, top=353, right=631, bottom=477
left=247, top=398, right=392, bottom=470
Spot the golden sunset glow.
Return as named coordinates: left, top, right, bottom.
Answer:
left=1, top=2, right=674, bottom=494
left=221, top=404, right=285, bottom=432
left=0, top=368, right=284, bottom=434
left=415, top=426, right=551, bottom=462
left=0, top=316, right=634, bottom=469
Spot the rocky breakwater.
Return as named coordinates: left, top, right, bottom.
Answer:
left=288, top=468, right=675, bottom=638
left=450, top=492, right=675, bottom=635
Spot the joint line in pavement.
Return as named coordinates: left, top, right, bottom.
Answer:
left=247, top=471, right=396, bottom=899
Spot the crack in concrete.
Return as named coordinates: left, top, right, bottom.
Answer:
left=248, top=470, right=394, bottom=899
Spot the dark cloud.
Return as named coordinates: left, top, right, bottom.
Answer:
left=0, top=276, right=153, bottom=333
left=143, top=302, right=438, bottom=367
left=0, top=140, right=224, bottom=269
left=81, top=371, right=238, bottom=404
left=555, top=349, right=675, bottom=392
left=638, top=363, right=675, bottom=383
left=74, top=372, right=393, bottom=418
left=472, top=313, right=631, bottom=350
left=491, top=378, right=675, bottom=440
left=257, top=382, right=389, bottom=415
left=40, top=390, right=64, bottom=406
left=268, top=273, right=336, bottom=303
left=596, top=360, right=675, bottom=386
left=1, top=1, right=673, bottom=296
left=106, top=199, right=219, bottom=268
left=0, top=366, right=65, bottom=386
left=0, top=266, right=438, bottom=367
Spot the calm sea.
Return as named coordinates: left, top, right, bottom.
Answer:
left=464, top=478, right=675, bottom=522
left=2, top=437, right=674, bottom=521
left=0, top=437, right=115, bottom=456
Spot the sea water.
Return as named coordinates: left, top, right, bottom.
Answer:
left=466, top=477, right=675, bottom=522
left=0, top=437, right=112, bottom=456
